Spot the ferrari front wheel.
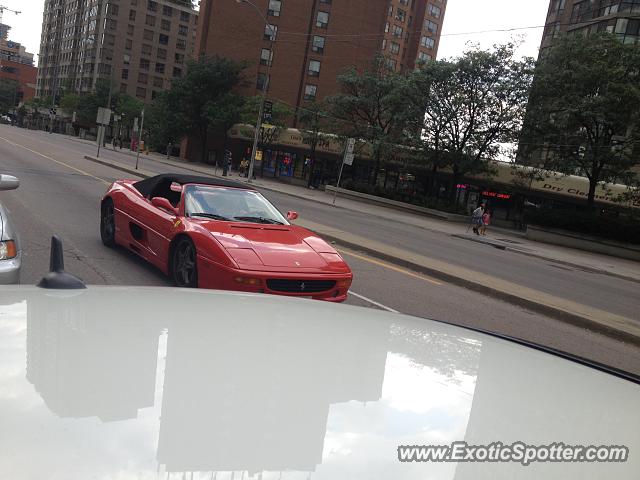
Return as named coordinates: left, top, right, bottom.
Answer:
left=100, top=199, right=116, bottom=247
left=171, top=237, right=198, bottom=288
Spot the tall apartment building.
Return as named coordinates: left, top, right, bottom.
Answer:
left=196, top=0, right=446, bottom=117
left=37, top=0, right=198, bottom=103
left=541, top=0, right=640, bottom=48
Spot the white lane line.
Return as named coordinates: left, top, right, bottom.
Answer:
left=349, top=291, right=399, bottom=313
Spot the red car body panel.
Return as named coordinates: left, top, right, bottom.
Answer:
left=102, top=179, right=353, bottom=301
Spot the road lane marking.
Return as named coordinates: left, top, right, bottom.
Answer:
left=349, top=291, right=399, bottom=313
left=0, top=135, right=110, bottom=186
left=339, top=248, right=443, bottom=286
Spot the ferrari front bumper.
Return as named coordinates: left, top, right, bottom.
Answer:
left=197, top=255, right=352, bottom=302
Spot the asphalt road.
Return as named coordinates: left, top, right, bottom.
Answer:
left=0, top=126, right=638, bottom=375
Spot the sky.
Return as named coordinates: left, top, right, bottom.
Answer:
left=4, top=0, right=551, bottom=67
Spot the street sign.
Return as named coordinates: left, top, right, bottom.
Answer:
left=346, top=137, right=356, bottom=155
left=263, top=100, right=273, bottom=123
left=133, top=117, right=139, bottom=132
left=344, top=152, right=355, bottom=166
left=96, top=107, right=111, bottom=125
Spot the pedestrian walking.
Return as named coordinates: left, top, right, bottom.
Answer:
left=470, top=203, right=485, bottom=236
left=480, top=210, right=491, bottom=236
left=167, top=141, right=173, bottom=160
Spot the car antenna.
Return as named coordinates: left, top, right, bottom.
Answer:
left=37, top=236, right=87, bottom=289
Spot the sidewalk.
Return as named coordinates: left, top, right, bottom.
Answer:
left=79, top=140, right=640, bottom=284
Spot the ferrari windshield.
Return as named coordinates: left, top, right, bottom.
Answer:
left=183, top=185, right=288, bottom=225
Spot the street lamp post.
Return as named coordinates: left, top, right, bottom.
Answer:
left=236, top=0, right=276, bottom=183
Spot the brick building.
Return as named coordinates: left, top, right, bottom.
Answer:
left=0, top=24, right=37, bottom=105
left=196, top=0, right=447, bottom=115
left=37, top=0, right=197, bottom=103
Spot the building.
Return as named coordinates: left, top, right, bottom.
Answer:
left=196, top=0, right=446, bottom=115
left=541, top=0, right=640, bottom=48
left=0, top=23, right=37, bottom=106
left=37, top=0, right=198, bottom=103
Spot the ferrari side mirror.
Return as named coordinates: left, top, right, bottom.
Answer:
left=152, top=197, right=178, bottom=215
left=287, top=211, right=299, bottom=221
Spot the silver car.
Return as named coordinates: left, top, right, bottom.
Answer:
left=0, top=174, right=21, bottom=283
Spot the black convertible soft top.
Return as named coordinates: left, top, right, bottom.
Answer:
left=133, top=173, right=254, bottom=198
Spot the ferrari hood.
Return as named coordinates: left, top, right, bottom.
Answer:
left=0, top=286, right=638, bottom=480
left=207, top=222, right=346, bottom=271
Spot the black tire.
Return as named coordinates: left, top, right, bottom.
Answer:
left=100, top=199, right=116, bottom=247
left=171, top=237, right=198, bottom=288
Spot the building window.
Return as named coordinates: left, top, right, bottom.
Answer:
left=260, top=48, right=273, bottom=66
left=155, top=63, right=165, bottom=74
left=121, top=68, right=129, bottom=79
left=390, top=41, right=400, bottom=54
left=385, top=58, right=397, bottom=70
left=157, top=48, right=167, bottom=59
left=418, top=51, right=432, bottom=62
left=178, top=24, right=188, bottom=36
left=154, top=77, right=164, bottom=87
left=143, top=29, right=154, bottom=41
left=138, top=73, right=148, bottom=84
left=268, top=0, right=281, bottom=17
left=388, top=5, right=393, bottom=16
left=257, top=73, right=269, bottom=91
left=175, top=53, right=185, bottom=64
left=162, top=5, right=173, bottom=16
left=425, top=20, right=438, bottom=33
left=148, top=1, right=158, bottom=12
left=176, top=38, right=186, bottom=49
left=173, top=67, right=182, bottom=77
left=127, top=24, right=135, bottom=35
left=399, top=0, right=409, bottom=5
left=312, top=35, right=325, bottom=53
left=319, top=0, right=331, bottom=4
left=385, top=22, right=390, bottom=33
left=125, top=39, right=132, bottom=50
left=308, top=59, right=321, bottom=76
left=140, top=58, right=150, bottom=70
left=136, top=87, right=147, bottom=99
left=129, top=9, right=136, bottom=21
left=180, top=11, right=190, bottom=22
left=161, top=19, right=171, bottom=31
left=316, top=11, right=329, bottom=28
left=304, top=84, right=317, bottom=101
left=145, top=14, right=156, bottom=27
left=428, top=3, right=441, bottom=18
left=421, top=36, right=435, bottom=49
left=393, top=25, right=403, bottom=37
left=142, top=44, right=152, bottom=55
left=395, top=9, right=406, bottom=22
left=382, top=38, right=387, bottom=50
left=124, top=53, right=131, bottom=65
left=159, top=34, right=169, bottom=45
left=264, top=23, right=277, bottom=41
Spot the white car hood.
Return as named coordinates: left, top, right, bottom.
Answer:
left=0, top=286, right=638, bottom=479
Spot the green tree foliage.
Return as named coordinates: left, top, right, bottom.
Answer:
left=406, top=43, right=534, bottom=197
left=521, top=33, right=640, bottom=209
left=150, top=55, right=246, bottom=162
left=328, top=56, right=408, bottom=185
left=0, top=79, right=19, bottom=113
left=297, top=101, right=336, bottom=187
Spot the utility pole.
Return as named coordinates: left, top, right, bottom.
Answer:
left=135, top=108, right=145, bottom=170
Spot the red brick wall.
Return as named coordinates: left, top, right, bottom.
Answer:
left=0, top=60, right=37, bottom=104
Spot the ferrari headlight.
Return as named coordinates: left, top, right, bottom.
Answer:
left=0, top=240, right=17, bottom=260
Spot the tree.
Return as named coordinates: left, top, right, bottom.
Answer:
left=328, top=56, right=409, bottom=185
left=0, top=79, right=19, bottom=113
left=520, top=33, right=640, bottom=209
left=421, top=44, right=534, bottom=200
left=154, top=55, right=246, bottom=163
left=297, top=101, right=335, bottom=187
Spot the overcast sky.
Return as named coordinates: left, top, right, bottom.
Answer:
left=5, top=0, right=550, bottom=66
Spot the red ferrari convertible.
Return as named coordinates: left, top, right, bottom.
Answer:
left=100, top=174, right=352, bottom=301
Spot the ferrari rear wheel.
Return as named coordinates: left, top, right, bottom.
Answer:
left=172, top=237, right=198, bottom=288
left=100, top=199, right=116, bottom=247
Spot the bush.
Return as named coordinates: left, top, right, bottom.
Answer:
left=339, top=180, right=468, bottom=215
left=525, top=208, right=640, bottom=244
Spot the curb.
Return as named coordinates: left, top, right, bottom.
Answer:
left=85, top=155, right=149, bottom=179
left=307, top=229, right=640, bottom=347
